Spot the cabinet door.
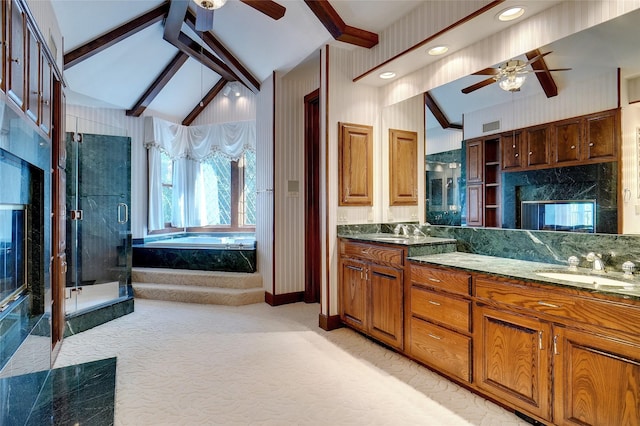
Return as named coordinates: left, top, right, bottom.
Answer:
left=466, top=139, right=483, bottom=182
left=466, top=184, right=483, bottom=227
left=389, top=128, right=418, bottom=206
left=475, top=305, right=552, bottom=420
left=40, top=55, right=52, bottom=135
left=8, top=0, right=25, bottom=108
left=0, top=0, right=5, bottom=91
left=584, top=111, right=617, bottom=161
left=501, top=131, right=523, bottom=170
left=526, top=126, right=550, bottom=167
left=552, top=119, right=581, bottom=164
left=339, top=259, right=367, bottom=331
left=338, top=122, right=373, bottom=206
left=553, top=327, right=640, bottom=426
left=368, top=263, right=403, bottom=350
left=26, top=22, right=40, bottom=123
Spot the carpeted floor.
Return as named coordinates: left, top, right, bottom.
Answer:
left=54, top=299, right=529, bottom=426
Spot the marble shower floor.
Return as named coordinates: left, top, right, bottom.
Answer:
left=52, top=299, right=531, bottom=425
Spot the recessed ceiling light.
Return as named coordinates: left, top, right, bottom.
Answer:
left=428, top=45, right=449, bottom=56
left=497, top=6, right=525, bottom=21
left=379, top=71, right=396, bottom=79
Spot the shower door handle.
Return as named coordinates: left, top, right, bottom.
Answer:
left=117, top=203, right=129, bottom=224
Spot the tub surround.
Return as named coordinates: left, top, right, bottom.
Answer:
left=0, top=357, right=116, bottom=425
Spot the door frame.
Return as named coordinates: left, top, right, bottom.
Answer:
left=304, top=89, right=321, bottom=303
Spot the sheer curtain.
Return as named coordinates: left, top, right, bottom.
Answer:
left=144, top=116, right=256, bottom=231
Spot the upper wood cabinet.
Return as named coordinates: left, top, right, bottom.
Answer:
left=551, top=117, right=582, bottom=164
left=1, top=0, right=6, bottom=91
left=26, top=21, right=40, bottom=123
left=389, top=128, right=418, bottom=206
left=466, top=139, right=483, bottom=183
left=500, top=131, right=523, bottom=171
left=584, top=109, right=618, bottom=161
left=8, top=0, right=26, bottom=108
left=40, top=53, right=52, bottom=135
left=338, top=122, right=373, bottom=206
left=525, top=125, right=551, bottom=167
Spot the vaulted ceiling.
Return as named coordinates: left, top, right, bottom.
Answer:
left=51, top=0, right=422, bottom=123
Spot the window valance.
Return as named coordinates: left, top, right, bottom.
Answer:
left=144, top=116, right=256, bottom=161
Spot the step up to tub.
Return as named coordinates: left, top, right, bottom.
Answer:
left=131, top=267, right=263, bottom=306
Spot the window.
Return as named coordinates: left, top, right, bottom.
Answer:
left=159, top=151, right=256, bottom=231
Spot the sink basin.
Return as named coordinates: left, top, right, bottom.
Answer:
left=536, top=271, right=637, bottom=289
left=363, top=234, right=410, bottom=243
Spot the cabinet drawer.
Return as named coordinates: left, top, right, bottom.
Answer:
left=411, top=264, right=471, bottom=296
left=411, top=286, right=471, bottom=333
left=410, top=317, right=471, bottom=383
left=340, top=240, right=403, bottom=266
left=475, top=278, right=640, bottom=336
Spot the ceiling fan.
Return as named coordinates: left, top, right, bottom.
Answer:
left=461, top=52, right=571, bottom=94
left=193, top=0, right=286, bottom=31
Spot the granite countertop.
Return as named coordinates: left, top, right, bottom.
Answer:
left=339, top=233, right=456, bottom=247
left=408, top=252, right=640, bottom=300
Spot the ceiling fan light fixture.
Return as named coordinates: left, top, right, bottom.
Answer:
left=497, top=6, right=525, bottom=22
left=194, top=0, right=227, bottom=10
left=498, top=73, right=526, bottom=92
left=427, top=45, right=449, bottom=56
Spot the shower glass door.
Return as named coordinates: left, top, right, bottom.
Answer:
left=65, top=117, right=131, bottom=314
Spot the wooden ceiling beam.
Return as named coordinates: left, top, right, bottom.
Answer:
left=425, top=91, right=463, bottom=130
left=303, top=0, right=378, bottom=48
left=164, top=1, right=236, bottom=81
left=526, top=48, right=558, bottom=98
left=64, top=2, right=170, bottom=69
left=239, top=0, right=286, bottom=20
left=182, top=78, right=227, bottom=126
left=184, top=9, right=260, bottom=93
left=126, top=51, right=189, bottom=117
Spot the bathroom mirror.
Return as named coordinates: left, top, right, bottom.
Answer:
left=382, top=8, right=640, bottom=234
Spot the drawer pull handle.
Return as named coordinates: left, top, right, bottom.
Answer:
left=428, top=277, right=441, bottom=283
left=428, top=300, right=441, bottom=306
left=538, top=331, right=544, bottom=350
left=537, top=301, right=560, bottom=308
left=428, top=333, right=442, bottom=340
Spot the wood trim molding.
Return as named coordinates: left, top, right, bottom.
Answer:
left=319, top=313, right=342, bottom=331
left=181, top=78, right=227, bottom=125
left=264, top=291, right=305, bottom=306
left=127, top=51, right=189, bottom=117
left=184, top=9, right=260, bottom=93
left=304, top=0, right=378, bottom=48
left=425, top=91, right=463, bottom=130
left=353, top=0, right=505, bottom=82
left=64, top=2, right=170, bottom=69
left=525, top=49, right=558, bottom=98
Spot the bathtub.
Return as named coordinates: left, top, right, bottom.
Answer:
left=133, top=233, right=257, bottom=273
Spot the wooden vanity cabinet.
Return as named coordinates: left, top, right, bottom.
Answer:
left=338, top=239, right=404, bottom=350
left=408, top=263, right=472, bottom=383
left=474, top=275, right=640, bottom=425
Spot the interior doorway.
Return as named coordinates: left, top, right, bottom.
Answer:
left=304, top=89, right=321, bottom=303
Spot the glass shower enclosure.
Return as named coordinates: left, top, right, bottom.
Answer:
left=65, top=117, right=132, bottom=314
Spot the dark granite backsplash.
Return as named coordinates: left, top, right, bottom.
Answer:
left=338, top=223, right=640, bottom=272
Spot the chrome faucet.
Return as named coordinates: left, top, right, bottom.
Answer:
left=586, top=252, right=606, bottom=273
left=393, top=224, right=409, bottom=237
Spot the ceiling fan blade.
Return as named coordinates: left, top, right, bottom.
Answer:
left=461, top=77, right=496, bottom=94
left=523, top=51, right=552, bottom=67
left=240, top=0, right=286, bottom=20
left=473, top=67, right=500, bottom=76
left=195, top=6, right=214, bottom=31
left=531, top=68, right=572, bottom=73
